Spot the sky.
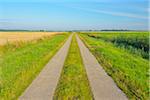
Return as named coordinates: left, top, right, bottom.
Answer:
left=0, top=0, right=149, bottom=30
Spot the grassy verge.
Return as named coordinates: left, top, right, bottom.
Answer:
left=79, top=33, right=149, bottom=99
left=53, top=35, right=93, bottom=99
left=0, top=33, right=69, bottom=99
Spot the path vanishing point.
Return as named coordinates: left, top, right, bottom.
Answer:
left=19, top=33, right=127, bottom=100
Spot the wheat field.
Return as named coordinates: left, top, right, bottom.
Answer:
left=0, top=32, right=62, bottom=45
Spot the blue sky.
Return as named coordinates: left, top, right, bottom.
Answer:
left=0, top=0, right=149, bottom=30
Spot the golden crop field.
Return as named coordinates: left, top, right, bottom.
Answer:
left=0, top=32, right=62, bottom=45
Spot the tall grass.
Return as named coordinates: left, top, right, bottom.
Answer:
left=79, top=33, right=149, bottom=99
left=0, top=34, right=69, bottom=99
left=54, top=35, right=93, bottom=99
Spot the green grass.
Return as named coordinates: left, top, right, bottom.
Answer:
left=86, top=32, right=149, bottom=59
left=53, top=35, right=93, bottom=99
left=0, top=33, right=69, bottom=99
left=79, top=32, right=149, bottom=99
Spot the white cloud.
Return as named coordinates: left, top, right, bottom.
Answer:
left=72, top=7, right=148, bottom=19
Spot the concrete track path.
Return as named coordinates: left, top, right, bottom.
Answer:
left=76, top=35, right=127, bottom=100
left=19, top=34, right=73, bottom=100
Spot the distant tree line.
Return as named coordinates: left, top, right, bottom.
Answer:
left=0, top=29, right=146, bottom=32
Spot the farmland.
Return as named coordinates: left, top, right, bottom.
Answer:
left=0, top=32, right=69, bottom=99
left=79, top=31, right=149, bottom=99
left=87, top=32, right=149, bottom=59
left=0, top=31, right=149, bottom=99
left=0, top=32, right=63, bottom=45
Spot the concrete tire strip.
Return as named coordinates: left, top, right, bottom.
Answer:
left=19, top=34, right=73, bottom=100
left=76, top=35, right=128, bottom=100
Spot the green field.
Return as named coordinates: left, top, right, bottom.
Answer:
left=0, top=31, right=149, bottom=99
left=87, top=32, right=149, bottom=59
left=0, top=33, right=69, bottom=99
left=79, top=32, right=149, bottom=99
left=54, top=35, right=93, bottom=99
